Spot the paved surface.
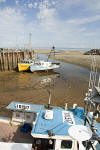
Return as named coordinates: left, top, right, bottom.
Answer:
left=0, top=123, right=33, bottom=143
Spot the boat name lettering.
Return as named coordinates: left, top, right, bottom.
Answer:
left=16, top=104, right=30, bottom=110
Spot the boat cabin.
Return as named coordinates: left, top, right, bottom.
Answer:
left=6, top=101, right=42, bottom=125
left=34, top=60, right=52, bottom=67
left=31, top=105, right=85, bottom=150
left=21, top=59, right=34, bottom=64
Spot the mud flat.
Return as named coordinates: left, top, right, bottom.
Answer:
left=0, top=51, right=95, bottom=118
left=34, top=49, right=51, bottom=54
left=51, top=50, right=100, bottom=71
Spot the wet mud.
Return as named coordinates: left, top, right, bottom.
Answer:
left=0, top=57, right=92, bottom=117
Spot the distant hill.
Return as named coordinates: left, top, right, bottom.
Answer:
left=84, top=49, right=100, bottom=55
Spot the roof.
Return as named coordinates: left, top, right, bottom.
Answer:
left=6, top=101, right=42, bottom=113
left=0, top=142, right=32, bottom=150
left=31, top=106, right=84, bottom=137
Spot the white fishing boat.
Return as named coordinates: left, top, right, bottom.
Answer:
left=29, top=59, right=60, bottom=72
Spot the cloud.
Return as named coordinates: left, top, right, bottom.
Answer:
left=37, top=1, right=57, bottom=31
left=0, top=1, right=100, bottom=48
left=28, top=3, right=33, bottom=8
left=67, top=15, right=100, bottom=25
left=83, top=0, right=100, bottom=13
left=0, top=0, right=6, bottom=3
left=15, top=0, right=19, bottom=5
left=0, top=7, right=25, bottom=47
left=33, top=2, right=38, bottom=8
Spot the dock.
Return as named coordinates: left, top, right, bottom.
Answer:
left=0, top=48, right=34, bottom=72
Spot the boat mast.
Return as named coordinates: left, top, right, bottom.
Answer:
left=84, top=49, right=100, bottom=145
left=88, top=50, right=97, bottom=97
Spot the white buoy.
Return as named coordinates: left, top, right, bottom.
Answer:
left=73, top=104, right=77, bottom=109
left=68, top=125, right=92, bottom=141
left=65, top=103, right=67, bottom=110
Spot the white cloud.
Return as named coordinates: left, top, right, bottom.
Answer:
left=0, top=2, right=100, bottom=48
left=83, top=0, right=100, bottom=13
left=15, top=0, right=19, bottom=5
left=0, top=0, right=6, bottom=3
left=67, top=15, right=100, bottom=25
left=37, top=1, right=57, bottom=31
left=52, top=0, right=100, bottom=17
left=0, top=7, right=26, bottom=47
left=33, top=2, right=38, bottom=8
left=28, top=3, right=33, bottom=8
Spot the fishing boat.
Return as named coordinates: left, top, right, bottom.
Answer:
left=18, top=58, right=60, bottom=72
left=6, top=93, right=100, bottom=150
left=29, top=60, right=60, bottom=72
left=18, top=58, right=34, bottom=72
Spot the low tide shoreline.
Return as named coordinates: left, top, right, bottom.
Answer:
left=50, top=50, right=100, bottom=71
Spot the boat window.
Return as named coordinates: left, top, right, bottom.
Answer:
left=19, top=105, right=22, bottom=109
left=16, top=113, right=20, bottom=118
left=26, top=115, right=30, bottom=119
left=61, top=140, right=72, bottom=149
left=82, top=141, right=91, bottom=149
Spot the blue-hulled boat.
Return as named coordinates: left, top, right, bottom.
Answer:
left=6, top=95, right=100, bottom=150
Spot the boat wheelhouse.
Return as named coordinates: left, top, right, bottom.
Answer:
left=6, top=101, right=42, bottom=125
left=30, top=60, right=60, bottom=72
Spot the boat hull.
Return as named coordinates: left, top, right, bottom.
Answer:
left=18, top=63, right=31, bottom=72
left=30, top=64, right=60, bottom=72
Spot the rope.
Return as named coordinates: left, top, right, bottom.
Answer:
left=98, top=76, right=100, bottom=87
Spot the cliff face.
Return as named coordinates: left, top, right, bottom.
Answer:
left=84, top=49, right=100, bottom=55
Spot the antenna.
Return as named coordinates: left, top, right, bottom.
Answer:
left=47, top=90, right=51, bottom=108
left=47, top=45, right=56, bottom=62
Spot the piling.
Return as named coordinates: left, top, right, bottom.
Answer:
left=0, top=48, right=34, bottom=72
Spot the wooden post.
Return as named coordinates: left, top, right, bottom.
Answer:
left=32, top=50, right=34, bottom=59
left=17, top=50, right=19, bottom=64
left=5, top=50, right=8, bottom=71
left=18, top=52, right=21, bottom=63
left=7, top=50, right=10, bottom=71
left=12, top=50, right=14, bottom=69
left=29, top=51, right=31, bottom=59
left=0, top=52, right=2, bottom=71
left=2, top=49, right=5, bottom=71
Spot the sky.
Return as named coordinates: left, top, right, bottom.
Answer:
left=0, top=0, right=100, bottom=48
